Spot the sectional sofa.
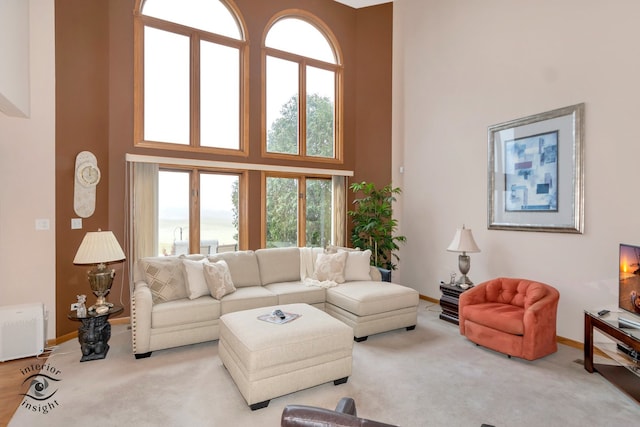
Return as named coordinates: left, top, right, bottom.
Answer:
left=131, top=247, right=419, bottom=358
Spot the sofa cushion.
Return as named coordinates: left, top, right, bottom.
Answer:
left=342, top=249, right=372, bottom=281
left=264, top=282, right=326, bottom=305
left=209, top=250, right=261, bottom=288
left=139, top=258, right=188, bottom=304
left=183, top=258, right=210, bottom=300
left=219, top=286, right=278, bottom=315
left=462, top=302, right=525, bottom=335
left=314, top=251, right=348, bottom=283
left=204, top=260, right=236, bottom=300
left=151, top=296, right=221, bottom=329
left=255, top=247, right=301, bottom=285
left=326, top=282, right=419, bottom=316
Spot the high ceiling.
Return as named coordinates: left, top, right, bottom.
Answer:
left=334, top=0, right=392, bottom=9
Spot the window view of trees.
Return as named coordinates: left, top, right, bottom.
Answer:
left=265, top=17, right=339, bottom=160
left=264, top=94, right=333, bottom=247
left=305, top=178, right=331, bottom=247
left=267, top=94, right=333, bottom=155
left=266, top=176, right=299, bottom=247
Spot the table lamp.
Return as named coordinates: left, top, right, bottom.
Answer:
left=73, top=230, right=126, bottom=311
left=446, top=225, right=480, bottom=287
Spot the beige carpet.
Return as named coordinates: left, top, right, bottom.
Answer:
left=9, top=301, right=640, bottom=426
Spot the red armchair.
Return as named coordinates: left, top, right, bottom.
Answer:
left=458, top=277, right=560, bottom=361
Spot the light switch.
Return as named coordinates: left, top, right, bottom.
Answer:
left=35, top=219, right=50, bottom=230
left=71, top=218, right=83, bottom=229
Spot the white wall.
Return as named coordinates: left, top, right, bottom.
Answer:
left=0, top=0, right=30, bottom=117
left=0, top=0, right=56, bottom=339
left=393, top=0, right=640, bottom=342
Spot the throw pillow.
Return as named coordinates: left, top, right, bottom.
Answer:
left=313, top=251, right=348, bottom=283
left=203, top=260, right=236, bottom=300
left=342, top=249, right=372, bottom=281
left=140, top=259, right=188, bottom=304
left=182, top=258, right=209, bottom=299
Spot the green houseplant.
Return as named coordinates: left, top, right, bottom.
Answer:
left=347, top=181, right=406, bottom=270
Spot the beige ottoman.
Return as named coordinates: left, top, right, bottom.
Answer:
left=325, top=282, right=419, bottom=341
left=218, top=303, right=353, bottom=410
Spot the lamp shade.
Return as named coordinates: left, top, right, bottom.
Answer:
left=73, top=230, right=126, bottom=265
left=446, top=226, right=480, bottom=253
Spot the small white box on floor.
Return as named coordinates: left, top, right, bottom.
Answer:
left=0, top=303, right=45, bottom=361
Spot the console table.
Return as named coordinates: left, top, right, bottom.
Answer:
left=68, top=305, right=123, bottom=362
left=439, top=283, right=469, bottom=325
left=583, top=310, right=640, bottom=402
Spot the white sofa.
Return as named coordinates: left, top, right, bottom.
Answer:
left=131, top=247, right=419, bottom=358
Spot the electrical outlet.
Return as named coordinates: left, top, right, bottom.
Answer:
left=71, top=303, right=79, bottom=311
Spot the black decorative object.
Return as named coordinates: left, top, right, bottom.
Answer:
left=69, top=305, right=123, bottom=362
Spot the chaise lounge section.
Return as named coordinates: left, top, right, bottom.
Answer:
left=131, top=247, right=419, bottom=358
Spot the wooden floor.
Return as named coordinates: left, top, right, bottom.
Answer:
left=0, top=355, right=48, bottom=426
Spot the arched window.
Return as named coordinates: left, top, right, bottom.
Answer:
left=263, top=13, right=343, bottom=162
left=134, top=0, right=248, bottom=153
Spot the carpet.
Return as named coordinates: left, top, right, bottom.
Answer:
left=9, top=301, right=640, bottom=426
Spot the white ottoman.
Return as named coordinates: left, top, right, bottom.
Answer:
left=219, top=303, right=353, bottom=410
left=326, top=282, right=419, bottom=341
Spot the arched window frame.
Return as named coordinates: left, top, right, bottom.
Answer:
left=133, top=0, right=250, bottom=156
left=261, top=10, right=344, bottom=164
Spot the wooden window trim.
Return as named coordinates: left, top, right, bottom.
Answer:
left=260, top=171, right=331, bottom=248
left=133, top=2, right=249, bottom=156
left=261, top=11, right=344, bottom=164
left=159, top=165, right=247, bottom=253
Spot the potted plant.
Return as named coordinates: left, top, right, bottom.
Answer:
left=347, top=181, right=406, bottom=271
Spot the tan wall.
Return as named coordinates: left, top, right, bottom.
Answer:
left=53, top=0, right=393, bottom=336
left=354, top=4, right=393, bottom=186
left=393, top=0, right=640, bottom=342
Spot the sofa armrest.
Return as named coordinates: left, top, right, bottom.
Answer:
left=334, top=397, right=357, bottom=415
left=376, top=267, right=392, bottom=282
left=131, top=281, right=153, bottom=354
left=458, top=284, right=489, bottom=335
left=458, top=282, right=488, bottom=306
left=522, top=288, right=560, bottom=355
left=281, top=400, right=397, bottom=427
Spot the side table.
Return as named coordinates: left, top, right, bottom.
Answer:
left=439, top=283, right=469, bottom=325
left=583, top=310, right=640, bottom=402
left=68, top=304, right=123, bottom=362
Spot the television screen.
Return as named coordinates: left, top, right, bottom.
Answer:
left=619, top=243, right=640, bottom=316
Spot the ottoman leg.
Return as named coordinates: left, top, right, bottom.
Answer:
left=406, top=325, right=416, bottom=331
left=354, top=336, right=368, bottom=342
left=250, top=400, right=270, bottom=411
left=334, top=376, right=349, bottom=385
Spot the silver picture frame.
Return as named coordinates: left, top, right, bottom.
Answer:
left=488, top=103, right=584, bottom=233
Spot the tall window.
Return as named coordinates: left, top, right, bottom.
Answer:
left=158, top=169, right=241, bottom=256
left=135, top=0, right=248, bottom=153
left=132, top=4, right=349, bottom=255
left=264, top=15, right=342, bottom=161
left=264, top=174, right=332, bottom=248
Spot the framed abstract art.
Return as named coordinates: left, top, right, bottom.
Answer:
left=488, top=103, right=584, bottom=233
